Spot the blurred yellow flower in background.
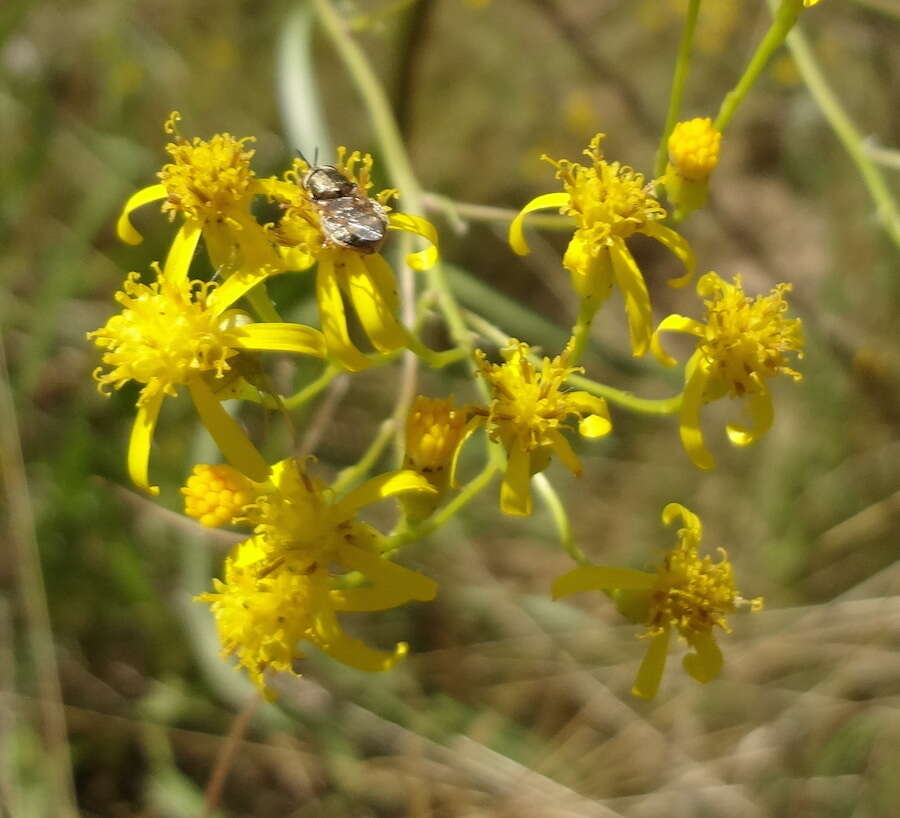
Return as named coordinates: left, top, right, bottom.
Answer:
left=553, top=502, right=762, bottom=699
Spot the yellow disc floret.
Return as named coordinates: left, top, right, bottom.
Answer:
left=159, top=112, right=256, bottom=224
left=182, top=464, right=254, bottom=528
left=696, top=272, right=804, bottom=398
left=87, top=265, right=240, bottom=405
left=548, top=133, right=665, bottom=244
left=667, top=118, right=721, bottom=182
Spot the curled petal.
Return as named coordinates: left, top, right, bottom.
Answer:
left=552, top=565, right=655, bottom=599
left=233, top=323, right=326, bottom=358
left=642, top=222, right=695, bottom=288
left=117, top=184, right=167, bottom=245
left=329, top=470, right=436, bottom=522
left=679, top=356, right=715, bottom=470
left=568, top=392, right=612, bottom=438
left=388, top=212, right=439, bottom=271
left=317, top=255, right=375, bottom=372
left=610, top=238, right=652, bottom=357
left=128, top=391, right=165, bottom=495
left=726, top=377, right=773, bottom=447
left=508, top=192, right=571, bottom=255
left=650, top=314, right=705, bottom=367
left=449, top=415, right=485, bottom=489
left=683, top=632, right=723, bottom=684
left=661, top=502, right=703, bottom=540
left=188, top=378, right=270, bottom=482
left=162, top=221, right=202, bottom=283
left=317, top=632, right=409, bottom=673
left=500, top=443, right=532, bottom=517
left=337, top=543, right=438, bottom=604
left=632, top=629, right=671, bottom=700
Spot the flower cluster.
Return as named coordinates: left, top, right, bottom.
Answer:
left=90, top=93, right=804, bottom=699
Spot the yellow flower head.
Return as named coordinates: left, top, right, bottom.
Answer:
left=88, top=266, right=241, bottom=405
left=509, top=134, right=695, bottom=356
left=652, top=272, right=804, bottom=469
left=400, top=396, right=475, bottom=521
left=158, top=112, right=256, bottom=226
left=182, top=464, right=254, bottom=528
left=87, top=228, right=326, bottom=494
left=474, top=340, right=611, bottom=516
left=553, top=503, right=762, bottom=699
left=196, top=458, right=439, bottom=694
left=665, top=118, right=722, bottom=215
left=256, top=147, right=443, bottom=373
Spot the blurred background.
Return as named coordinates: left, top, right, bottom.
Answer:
left=2, top=0, right=900, bottom=815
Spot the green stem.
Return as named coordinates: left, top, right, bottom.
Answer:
left=282, top=363, right=342, bottom=409
left=332, top=419, right=396, bottom=494
left=422, top=192, right=573, bottom=230
left=654, top=0, right=703, bottom=178
left=568, top=299, right=599, bottom=366
left=383, top=460, right=501, bottom=553
left=532, top=473, right=585, bottom=564
left=567, top=372, right=682, bottom=415
left=714, top=0, right=804, bottom=133
left=775, top=0, right=900, bottom=249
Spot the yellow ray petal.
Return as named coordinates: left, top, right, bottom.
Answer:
left=128, top=392, right=165, bottom=496
left=209, top=267, right=279, bottom=314
left=552, top=565, right=655, bottom=599
left=449, top=415, right=485, bottom=489
left=360, top=252, right=400, bottom=312
left=632, top=629, right=671, bottom=700
left=683, top=632, right=723, bottom=684
left=500, top=443, right=532, bottom=516
left=610, top=238, right=653, bottom=357
left=387, top=212, right=439, bottom=271
left=329, top=470, right=436, bottom=522
left=650, top=314, right=705, bottom=367
left=318, top=632, right=409, bottom=673
left=162, top=221, right=202, bottom=283
left=508, top=192, right=570, bottom=255
left=546, top=429, right=582, bottom=477
left=188, top=378, right=270, bottom=482
left=117, top=184, right=167, bottom=245
left=316, top=254, right=375, bottom=372
left=343, top=253, right=409, bottom=353
left=641, top=222, right=695, bottom=288
left=337, top=543, right=438, bottom=603
left=726, top=378, right=773, bottom=447
left=679, top=359, right=715, bottom=471
left=233, top=323, right=326, bottom=357
left=661, top=502, right=703, bottom=538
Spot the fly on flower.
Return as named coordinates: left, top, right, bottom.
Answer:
left=301, top=161, right=389, bottom=253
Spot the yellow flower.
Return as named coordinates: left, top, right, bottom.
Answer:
left=400, top=396, right=477, bottom=521
left=509, top=134, right=695, bottom=356
left=651, top=272, right=804, bottom=470
left=182, top=464, right=254, bottom=528
left=553, top=503, right=762, bottom=699
left=664, top=118, right=722, bottom=216
left=87, top=227, right=326, bottom=494
left=263, top=149, right=442, bottom=372
left=116, top=112, right=280, bottom=277
left=195, top=457, right=438, bottom=695
left=473, top=340, right=611, bottom=516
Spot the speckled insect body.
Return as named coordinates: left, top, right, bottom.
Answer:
left=303, top=165, right=388, bottom=254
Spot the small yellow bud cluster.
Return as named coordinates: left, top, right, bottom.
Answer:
left=665, top=118, right=722, bottom=216
left=182, top=464, right=254, bottom=528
